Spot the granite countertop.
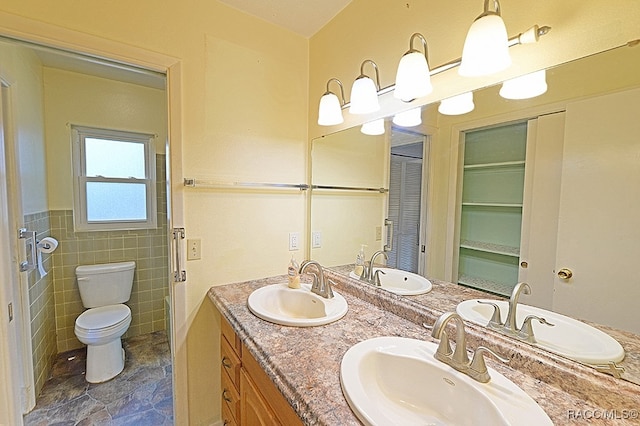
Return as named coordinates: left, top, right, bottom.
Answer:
left=208, top=271, right=640, bottom=426
left=332, top=264, right=640, bottom=386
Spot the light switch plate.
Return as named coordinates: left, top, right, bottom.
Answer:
left=312, top=231, right=322, bottom=248
left=187, top=239, right=201, bottom=260
left=289, top=232, right=299, bottom=251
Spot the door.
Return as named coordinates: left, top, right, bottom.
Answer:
left=0, top=81, right=24, bottom=424
left=386, top=130, right=427, bottom=274
left=552, top=88, right=640, bottom=333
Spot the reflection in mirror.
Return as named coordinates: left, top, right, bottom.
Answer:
left=310, top=43, right=640, bottom=385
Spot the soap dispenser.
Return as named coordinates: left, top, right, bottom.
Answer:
left=287, top=256, right=301, bottom=289
left=354, top=244, right=367, bottom=277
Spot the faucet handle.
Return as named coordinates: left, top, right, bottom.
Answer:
left=325, top=278, right=336, bottom=298
left=468, top=346, right=510, bottom=383
left=372, top=269, right=386, bottom=287
left=477, top=300, right=504, bottom=329
left=359, top=261, right=370, bottom=280
left=434, top=330, right=453, bottom=360
left=517, top=315, right=554, bottom=344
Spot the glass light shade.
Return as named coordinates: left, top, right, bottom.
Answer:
left=499, top=70, right=548, bottom=100
left=361, top=119, right=385, bottom=135
left=349, top=76, right=380, bottom=114
left=394, top=51, right=433, bottom=101
left=438, top=92, right=475, bottom=115
left=459, top=14, right=511, bottom=77
left=317, top=92, right=344, bottom=126
left=392, top=107, right=422, bottom=127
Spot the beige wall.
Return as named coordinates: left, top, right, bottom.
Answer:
left=1, top=2, right=308, bottom=423
left=43, top=68, right=168, bottom=210
left=310, top=126, right=388, bottom=266
left=1, top=0, right=638, bottom=424
left=0, top=41, right=47, bottom=215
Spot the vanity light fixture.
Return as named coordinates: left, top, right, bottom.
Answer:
left=349, top=60, right=381, bottom=115
left=318, top=78, right=346, bottom=126
left=459, top=0, right=511, bottom=77
left=394, top=33, right=433, bottom=102
left=392, top=107, right=422, bottom=127
left=499, top=69, right=548, bottom=99
left=438, top=92, right=475, bottom=115
left=361, top=119, right=385, bottom=135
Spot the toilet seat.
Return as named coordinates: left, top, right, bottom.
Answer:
left=75, top=304, right=131, bottom=333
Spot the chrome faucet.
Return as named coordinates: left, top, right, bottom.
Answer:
left=360, top=250, right=388, bottom=286
left=431, top=312, right=508, bottom=383
left=299, top=260, right=334, bottom=299
left=478, top=282, right=554, bottom=342
left=504, top=282, right=531, bottom=334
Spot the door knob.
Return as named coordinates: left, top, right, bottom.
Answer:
left=557, top=268, right=573, bottom=280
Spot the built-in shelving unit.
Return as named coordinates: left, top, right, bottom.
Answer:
left=457, top=122, right=527, bottom=296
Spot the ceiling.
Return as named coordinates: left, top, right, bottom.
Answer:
left=218, top=0, right=352, bottom=37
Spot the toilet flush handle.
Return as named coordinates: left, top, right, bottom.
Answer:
left=77, top=277, right=89, bottom=281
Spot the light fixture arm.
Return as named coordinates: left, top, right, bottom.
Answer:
left=408, top=33, right=430, bottom=64
left=358, top=59, right=381, bottom=90
left=481, top=0, right=502, bottom=17
left=324, top=78, right=346, bottom=105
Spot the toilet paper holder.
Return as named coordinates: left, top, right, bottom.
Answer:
left=18, top=228, right=37, bottom=272
left=18, top=229, right=59, bottom=275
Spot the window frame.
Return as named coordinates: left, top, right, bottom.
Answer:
left=71, top=125, right=157, bottom=231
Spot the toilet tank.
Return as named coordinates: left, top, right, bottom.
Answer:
left=76, top=261, right=136, bottom=308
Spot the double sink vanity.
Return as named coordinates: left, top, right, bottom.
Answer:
left=209, top=263, right=640, bottom=425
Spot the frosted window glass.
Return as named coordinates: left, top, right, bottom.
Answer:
left=86, top=182, right=147, bottom=221
left=85, top=138, right=145, bottom=178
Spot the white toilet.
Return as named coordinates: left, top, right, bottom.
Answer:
left=74, top=261, right=135, bottom=383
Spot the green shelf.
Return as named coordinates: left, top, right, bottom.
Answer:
left=457, top=122, right=527, bottom=295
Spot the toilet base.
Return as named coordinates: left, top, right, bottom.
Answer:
left=85, top=338, right=126, bottom=383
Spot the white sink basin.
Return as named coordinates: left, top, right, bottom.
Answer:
left=341, top=336, right=552, bottom=426
left=247, top=283, right=348, bottom=327
left=456, top=299, right=625, bottom=365
left=349, top=268, right=432, bottom=295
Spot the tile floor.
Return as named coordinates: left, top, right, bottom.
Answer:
left=23, top=331, right=173, bottom=426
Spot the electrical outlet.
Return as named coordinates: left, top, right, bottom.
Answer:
left=187, top=239, right=201, bottom=260
left=375, top=226, right=382, bottom=241
left=312, top=231, right=322, bottom=248
left=288, top=232, right=299, bottom=251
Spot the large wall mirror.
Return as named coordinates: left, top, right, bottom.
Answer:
left=310, top=43, right=640, bottom=384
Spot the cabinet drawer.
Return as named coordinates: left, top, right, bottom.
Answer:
left=221, top=316, right=242, bottom=356
left=222, top=400, right=238, bottom=426
left=222, top=367, right=241, bottom=424
left=221, top=336, right=242, bottom=391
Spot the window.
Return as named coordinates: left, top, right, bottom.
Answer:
left=71, top=126, right=157, bottom=231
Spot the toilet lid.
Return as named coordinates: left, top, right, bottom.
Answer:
left=76, top=304, right=131, bottom=330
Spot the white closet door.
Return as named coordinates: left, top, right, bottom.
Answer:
left=387, top=143, right=423, bottom=273
left=552, top=87, right=640, bottom=333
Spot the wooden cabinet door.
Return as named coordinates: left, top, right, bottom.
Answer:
left=240, top=369, right=280, bottom=426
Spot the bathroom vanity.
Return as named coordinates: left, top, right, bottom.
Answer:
left=209, top=270, right=640, bottom=425
left=219, top=310, right=302, bottom=426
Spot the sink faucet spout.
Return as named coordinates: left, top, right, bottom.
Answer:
left=504, top=282, right=531, bottom=333
left=431, top=312, right=508, bottom=382
left=299, top=260, right=334, bottom=299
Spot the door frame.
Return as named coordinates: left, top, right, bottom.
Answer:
left=387, top=133, right=430, bottom=275
left=0, top=77, right=24, bottom=426
left=444, top=102, right=568, bottom=283
left=0, top=10, right=187, bottom=423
